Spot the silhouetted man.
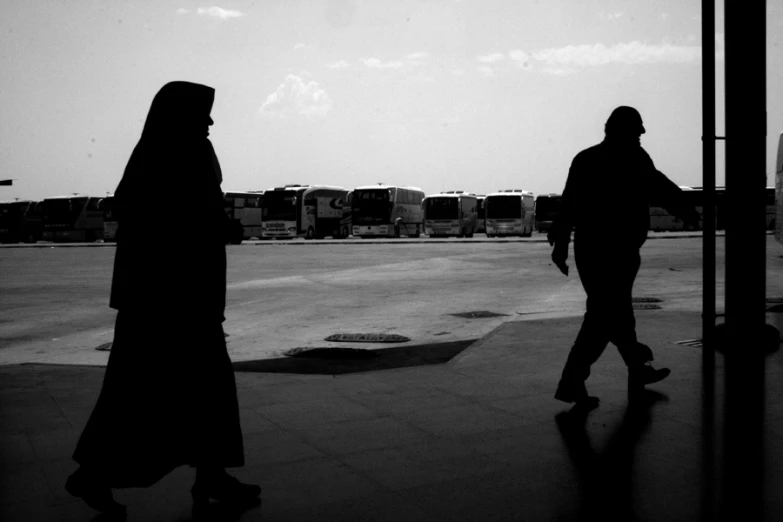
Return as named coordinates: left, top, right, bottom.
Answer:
left=548, top=106, right=699, bottom=407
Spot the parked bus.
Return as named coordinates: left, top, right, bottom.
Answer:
left=648, top=186, right=774, bottom=232
left=98, top=196, right=117, bottom=242
left=351, top=184, right=424, bottom=238
left=223, top=191, right=264, bottom=244
left=340, top=190, right=353, bottom=238
left=422, top=191, right=478, bottom=237
left=476, top=195, right=486, bottom=233
left=40, top=195, right=104, bottom=242
left=484, top=190, right=535, bottom=237
left=534, top=194, right=562, bottom=233
left=262, top=184, right=349, bottom=239
left=0, top=200, right=43, bottom=243
left=777, top=131, right=783, bottom=244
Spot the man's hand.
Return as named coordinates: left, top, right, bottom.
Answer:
left=551, top=241, right=569, bottom=276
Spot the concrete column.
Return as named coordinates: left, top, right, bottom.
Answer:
left=721, top=1, right=766, bottom=520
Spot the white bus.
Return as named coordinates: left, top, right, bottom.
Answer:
left=40, top=195, right=104, bottom=242
left=422, top=191, right=478, bottom=237
left=777, top=131, right=783, bottom=244
left=98, top=196, right=118, bottom=242
left=534, top=194, right=562, bottom=233
left=223, top=191, right=264, bottom=244
left=484, top=190, right=535, bottom=237
left=261, top=184, right=349, bottom=239
left=351, top=184, right=424, bottom=238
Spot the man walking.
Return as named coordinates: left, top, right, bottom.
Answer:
left=548, top=106, right=699, bottom=407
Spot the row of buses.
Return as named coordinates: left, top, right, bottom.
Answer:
left=1, top=179, right=780, bottom=244
left=0, top=185, right=540, bottom=243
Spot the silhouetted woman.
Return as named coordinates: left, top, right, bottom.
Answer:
left=65, top=81, right=260, bottom=516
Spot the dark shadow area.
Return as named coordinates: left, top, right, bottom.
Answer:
left=449, top=311, right=508, bottom=318
left=232, top=339, right=476, bottom=374
left=555, top=390, right=668, bottom=521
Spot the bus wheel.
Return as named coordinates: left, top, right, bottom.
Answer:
left=305, top=227, right=315, bottom=240
left=466, top=229, right=474, bottom=238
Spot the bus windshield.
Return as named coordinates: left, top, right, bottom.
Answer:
left=535, top=196, right=561, bottom=218
left=425, top=198, right=458, bottom=219
left=352, top=189, right=391, bottom=223
left=264, top=190, right=297, bottom=221
left=41, top=199, right=73, bottom=224
left=486, top=196, right=521, bottom=219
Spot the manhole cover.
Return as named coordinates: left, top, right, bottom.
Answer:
left=632, top=297, right=663, bottom=303
left=95, top=342, right=112, bottom=351
left=675, top=339, right=703, bottom=348
left=324, top=333, right=410, bottom=343
left=450, top=311, right=508, bottom=319
left=632, top=304, right=662, bottom=310
left=284, top=347, right=377, bottom=359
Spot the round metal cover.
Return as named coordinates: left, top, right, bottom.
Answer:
left=95, top=342, right=112, bottom=351
left=324, top=333, right=411, bottom=343
left=633, top=304, right=662, bottom=310
left=632, top=297, right=663, bottom=303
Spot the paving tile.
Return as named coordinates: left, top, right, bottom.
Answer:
left=239, top=407, right=281, bottom=435
left=0, top=432, right=37, bottom=465
left=243, top=457, right=383, bottom=508
left=340, top=439, right=509, bottom=490
left=0, top=463, right=50, bottom=507
left=256, top=398, right=379, bottom=430
left=243, top=427, right=327, bottom=465
left=291, top=416, right=433, bottom=456
left=25, top=427, right=80, bottom=462
left=396, top=467, right=581, bottom=522
left=267, top=491, right=436, bottom=522
left=345, top=385, right=474, bottom=416
left=388, top=403, right=530, bottom=437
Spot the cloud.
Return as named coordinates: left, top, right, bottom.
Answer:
left=196, top=6, right=244, bottom=20
left=599, top=12, right=623, bottom=21
left=478, top=66, right=494, bottom=77
left=507, top=40, right=703, bottom=74
left=176, top=8, right=189, bottom=14
left=478, top=52, right=505, bottom=63
left=328, top=60, right=352, bottom=69
left=361, top=58, right=404, bottom=69
left=452, top=68, right=466, bottom=76
left=407, top=52, right=429, bottom=60
left=260, top=75, right=333, bottom=117
left=294, top=43, right=310, bottom=50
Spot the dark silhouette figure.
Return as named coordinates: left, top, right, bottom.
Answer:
left=555, top=390, right=668, bottom=520
left=548, top=106, right=699, bottom=407
left=65, top=82, right=260, bottom=517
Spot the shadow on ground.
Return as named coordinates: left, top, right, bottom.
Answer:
left=231, top=339, right=477, bottom=375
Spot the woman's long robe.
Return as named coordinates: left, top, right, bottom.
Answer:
left=72, top=82, right=244, bottom=488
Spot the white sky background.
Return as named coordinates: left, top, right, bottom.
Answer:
left=1, top=0, right=781, bottom=200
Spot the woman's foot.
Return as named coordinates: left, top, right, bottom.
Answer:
left=192, top=469, right=261, bottom=507
left=65, top=468, right=126, bottom=517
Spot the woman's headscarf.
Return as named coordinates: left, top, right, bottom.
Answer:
left=114, top=81, right=221, bottom=222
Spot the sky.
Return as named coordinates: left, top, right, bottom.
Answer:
left=1, top=0, right=781, bottom=201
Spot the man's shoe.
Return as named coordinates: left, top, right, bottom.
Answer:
left=628, top=362, right=671, bottom=394
left=555, top=379, right=600, bottom=408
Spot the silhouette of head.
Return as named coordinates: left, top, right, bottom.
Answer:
left=140, top=81, right=215, bottom=143
left=604, top=106, right=645, bottom=145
